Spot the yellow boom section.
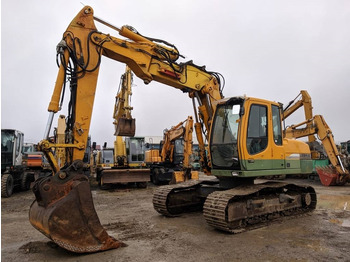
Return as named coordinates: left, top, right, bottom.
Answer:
left=43, top=6, right=223, bottom=173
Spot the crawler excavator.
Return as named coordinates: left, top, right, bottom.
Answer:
left=282, top=90, right=350, bottom=186
left=29, top=6, right=346, bottom=253
left=96, top=66, right=150, bottom=188
left=145, top=116, right=199, bottom=184
left=96, top=136, right=149, bottom=188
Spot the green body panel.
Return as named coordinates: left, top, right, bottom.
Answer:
left=300, top=160, right=313, bottom=174
left=285, top=159, right=300, bottom=169
left=212, top=159, right=313, bottom=178
left=272, top=159, right=285, bottom=169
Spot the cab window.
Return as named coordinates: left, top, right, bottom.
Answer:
left=246, top=104, right=268, bottom=155
left=272, top=105, right=282, bottom=145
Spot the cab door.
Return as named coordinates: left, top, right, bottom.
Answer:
left=271, top=105, right=285, bottom=170
left=241, top=101, right=272, bottom=170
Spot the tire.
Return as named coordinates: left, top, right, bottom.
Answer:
left=21, top=172, right=32, bottom=191
left=1, top=173, right=14, bottom=197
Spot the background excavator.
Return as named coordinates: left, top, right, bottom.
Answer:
left=95, top=66, right=150, bottom=188
left=96, top=137, right=149, bottom=188
left=145, top=116, right=199, bottom=184
left=282, top=90, right=350, bottom=186
left=29, top=6, right=348, bottom=254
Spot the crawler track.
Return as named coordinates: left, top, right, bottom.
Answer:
left=153, top=181, right=317, bottom=233
left=203, top=182, right=317, bottom=233
left=153, top=180, right=204, bottom=216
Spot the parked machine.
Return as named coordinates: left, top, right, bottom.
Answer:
left=145, top=116, right=198, bottom=184
left=96, top=136, right=150, bottom=188
left=29, top=6, right=349, bottom=254
left=22, top=143, right=51, bottom=180
left=95, top=66, right=150, bottom=188
left=2, top=129, right=26, bottom=197
left=282, top=90, right=350, bottom=186
left=22, top=143, right=45, bottom=173
left=1, top=129, right=45, bottom=197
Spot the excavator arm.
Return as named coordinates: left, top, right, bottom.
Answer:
left=42, top=6, right=223, bottom=174
left=283, top=90, right=349, bottom=185
left=30, top=6, right=223, bottom=253
left=282, top=90, right=315, bottom=143
left=182, top=116, right=195, bottom=171
left=113, top=65, right=135, bottom=137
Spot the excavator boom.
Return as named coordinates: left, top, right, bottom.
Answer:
left=30, top=6, right=223, bottom=253
left=42, top=6, right=222, bottom=172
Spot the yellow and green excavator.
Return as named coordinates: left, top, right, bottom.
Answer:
left=29, top=6, right=349, bottom=254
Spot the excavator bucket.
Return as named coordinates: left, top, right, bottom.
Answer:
left=29, top=161, right=124, bottom=253
left=316, top=166, right=346, bottom=186
left=115, top=117, right=136, bottom=137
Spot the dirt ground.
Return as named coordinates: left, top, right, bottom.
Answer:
left=2, top=175, right=350, bottom=262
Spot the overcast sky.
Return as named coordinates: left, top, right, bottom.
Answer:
left=1, top=0, right=349, bottom=147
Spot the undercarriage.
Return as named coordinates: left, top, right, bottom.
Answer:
left=153, top=179, right=317, bottom=232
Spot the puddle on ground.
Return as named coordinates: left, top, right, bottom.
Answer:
left=317, top=195, right=350, bottom=210
left=342, top=219, right=350, bottom=228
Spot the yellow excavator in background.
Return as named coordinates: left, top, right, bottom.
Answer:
left=29, top=6, right=348, bottom=254
left=96, top=136, right=149, bottom=188
left=95, top=66, right=150, bottom=188
left=282, top=90, right=350, bottom=186
left=145, top=116, right=199, bottom=184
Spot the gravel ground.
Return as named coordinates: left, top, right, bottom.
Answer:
left=1, top=176, right=350, bottom=262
